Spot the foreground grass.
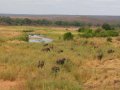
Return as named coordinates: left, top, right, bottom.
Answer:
left=0, top=26, right=120, bottom=90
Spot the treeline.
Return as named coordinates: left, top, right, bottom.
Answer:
left=0, top=16, right=91, bottom=26
left=1, top=16, right=120, bottom=27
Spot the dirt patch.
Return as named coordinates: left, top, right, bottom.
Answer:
left=0, top=80, right=24, bottom=90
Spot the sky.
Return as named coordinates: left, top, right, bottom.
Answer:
left=0, top=0, right=120, bottom=15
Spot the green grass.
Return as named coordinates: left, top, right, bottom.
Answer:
left=79, top=29, right=119, bottom=38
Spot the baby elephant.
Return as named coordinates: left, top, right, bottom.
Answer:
left=43, top=44, right=48, bottom=47
left=37, top=60, right=45, bottom=68
left=57, top=50, right=63, bottom=53
left=107, top=49, right=114, bottom=54
left=56, top=58, right=66, bottom=65
left=52, top=66, right=60, bottom=73
left=42, top=48, right=50, bottom=52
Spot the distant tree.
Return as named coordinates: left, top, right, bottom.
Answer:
left=55, top=21, right=69, bottom=26
left=71, top=21, right=81, bottom=26
left=13, top=18, right=24, bottom=25
left=23, top=18, right=32, bottom=25
left=63, top=32, right=73, bottom=40
left=41, top=19, right=52, bottom=25
left=0, top=17, right=13, bottom=25
left=102, top=23, right=112, bottom=30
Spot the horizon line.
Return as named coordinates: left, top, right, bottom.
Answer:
left=0, top=13, right=120, bottom=17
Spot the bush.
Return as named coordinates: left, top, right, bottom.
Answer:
left=15, top=34, right=29, bottom=42
left=80, top=29, right=119, bottom=38
left=63, top=32, right=73, bottom=40
left=81, top=32, right=95, bottom=38
left=78, top=27, right=85, bottom=32
left=96, top=30, right=118, bottom=37
left=78, top=27, right=93, bottom=33
left=94, top=28, right=103, bottom=33
left=102, top=23, right=112, bottom=30
left=80, top=29, right=95, bottom=38
left=106, top=30, right=118, bottom=36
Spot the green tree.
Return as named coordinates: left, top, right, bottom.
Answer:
left=102, top=23, right=112, bottom=30
left=55, top=21, right=69, bottom=26
left=23, top=18, right=32, bottom=25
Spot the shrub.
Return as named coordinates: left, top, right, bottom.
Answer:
left=81, top=32, right=95, bottom=38
left=96, top=30, right=118, bottom=37
left=106, top=31, right=119, bottom=37
left=81, top=29, right=95, bottom=38
left=15, top=33, right=29, bottom=42
left=102, top=23, right=112, bottom=30
left=78, top=27, right=93, bottom=33
left=63, top=32, right=73, bottom=40
left=94, top=28, right=103, bottom=33
left=78, top=27, right=85, bottom=32
left=81, top=29, right=119, bottom=38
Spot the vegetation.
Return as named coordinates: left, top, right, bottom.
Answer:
left=0, top=16, right=85, bottom=27
left=79, top=28, right=119, bottom=38
left=102, top=23, right=113, bottom=30
left=63, top=32, right=73, bottom=40
left=0, top=26, right=120, bottom=90
left=14, top=33, right=29, bottom=42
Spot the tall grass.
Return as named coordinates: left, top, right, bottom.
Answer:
left=13, top=33, right=29, bottom=42
left=0, top=26, right=120, bottom=90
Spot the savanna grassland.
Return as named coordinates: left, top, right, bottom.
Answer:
left=0, top=26, right=120, bottom=90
